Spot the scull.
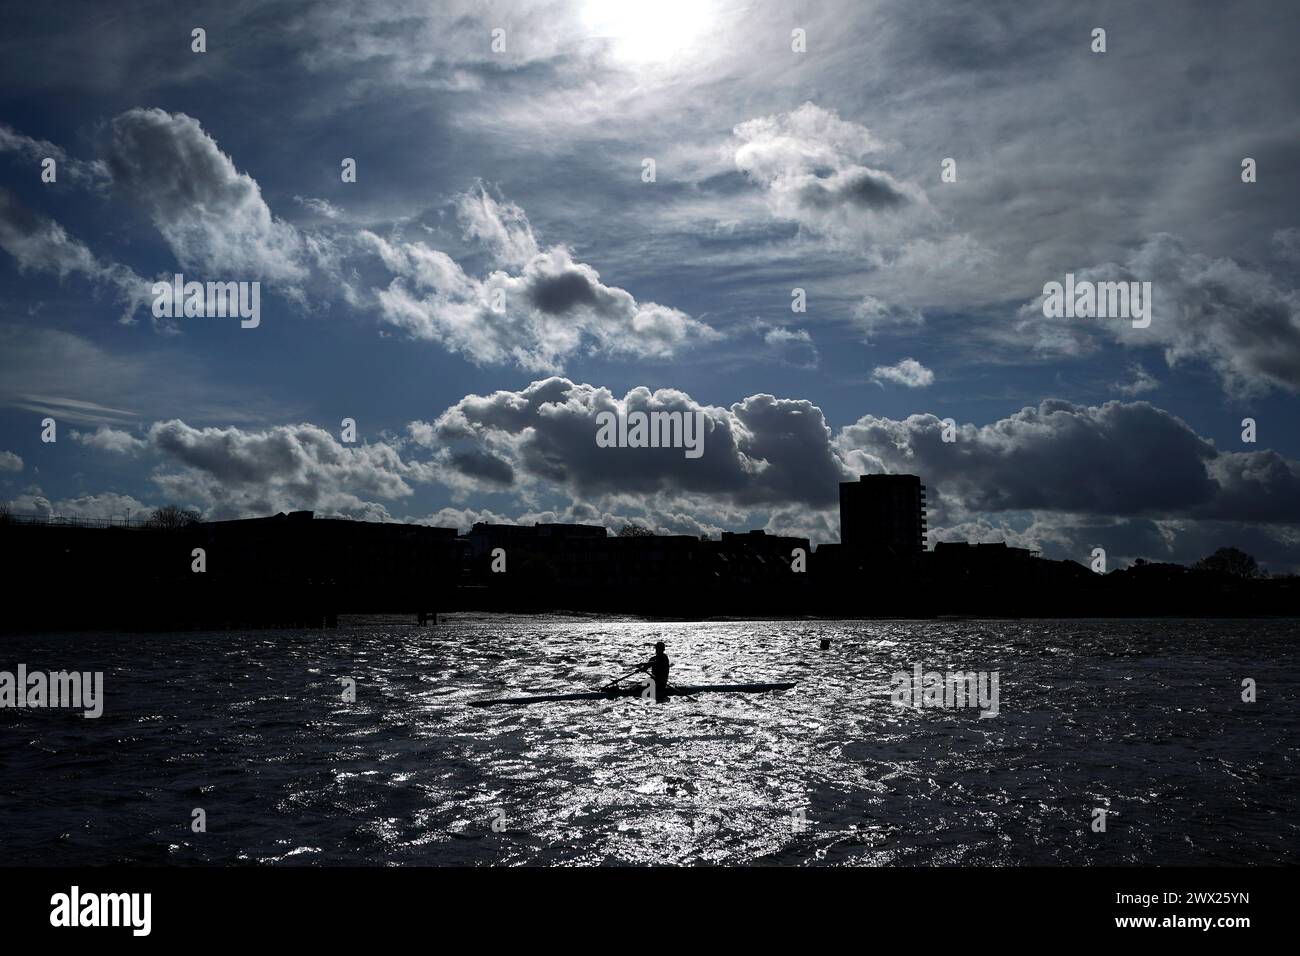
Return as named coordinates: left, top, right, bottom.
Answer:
left=469, top=681, right=796, bottom=708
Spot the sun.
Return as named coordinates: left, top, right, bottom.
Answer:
left=580, top=0, right=717, bottom=65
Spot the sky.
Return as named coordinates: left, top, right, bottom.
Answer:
left=1, top=0, right=1298, bottom=570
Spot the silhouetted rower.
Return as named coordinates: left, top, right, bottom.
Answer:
left=639, top=641, right=670, bottom=702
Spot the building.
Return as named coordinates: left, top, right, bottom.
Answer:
left=0, top=509, right=463, bottom=629
left=464, top=521, right=606, bottom=558
left=929, top=540, right=1035, bottom=580
left=839, top=474, right=927, bottom=553
left=200, top=511, right=461, bottom=590
left=719, top=529, right=810, bottom=556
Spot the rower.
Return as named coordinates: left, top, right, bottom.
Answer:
left=638, top=641, right=671, bottom=703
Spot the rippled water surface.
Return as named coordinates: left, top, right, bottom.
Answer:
left=1, top=617, right=1296, bottom=865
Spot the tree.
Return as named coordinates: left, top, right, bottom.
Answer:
left=617, top=523, right=654, bottom=538
left=1193, top=547, right=1261, bottom=579
left=145, top=505, right=201, bottom=530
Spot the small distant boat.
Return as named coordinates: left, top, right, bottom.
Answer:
left=469, top=681, right=796, bottom=708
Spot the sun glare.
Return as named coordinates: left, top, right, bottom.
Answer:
left=580, top=0, right=716, bottom=64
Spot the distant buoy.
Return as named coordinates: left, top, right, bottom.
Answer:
left=820, top=638, right=831, bottom=650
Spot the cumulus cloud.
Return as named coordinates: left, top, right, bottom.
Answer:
left=836, top=398, right=1300, bottom=526
left=0, top=450, right=22, bottom=472
left=833, top=398, right=1300, bottom=569
left=732, top=102, right=927, bottom=239
left=871, top=358, right=934, bottom=388
left=3, top=489, right=149, bottom=521
left=405, top=384, right=1300, bottom=567
left=142, top=419, right=435, bottom=520
left=1016, top=233, right=1300, bottom=396
left=106, top=108, right=308, bottom=283
left=361, top=184, right=717, bottom=371
left=17, top=420, right=440, bottom=522
left=71, top=426, right=146, bottom=453
left=58, top=382, right=1300, bottom=569
left=410, top=386, right=1300, bottom=564
left=755, top=323, right=818, bottom=368
left=413, top=376, right=850, bottom=508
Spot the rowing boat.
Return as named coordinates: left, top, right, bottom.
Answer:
left=468, top=681, right=796, bottom=708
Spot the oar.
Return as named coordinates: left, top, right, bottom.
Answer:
left=601, top=665, right=647, bottom=691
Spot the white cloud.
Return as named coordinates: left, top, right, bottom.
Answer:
left=51, top=382, right=1300, bottom=570
left=1112, top=363, right=1159, bottom=397
left=1014, top=233, right=1300, bottom=396
left=835, top=398, right=1300, bottom=525
left=851, top=296, right=925, bottom=342
left=293, top=195, right=343, bottom=220
left=417, top=376, right=851, bottom=508
left=71, top=426, right=146, bottom=453
left=758, top=324, right=819, bottom=368
left=3, top=490, right=149, bottom=521
left=0, top=123, right=107, bottom=185
left=871, top=358, right=934, bottom=388
left=106, top=108, right=308, bottom=283
left=732, top=102, right=928, bottom=241
left=455, top=183, right=538, bottom=268
left=144, top=419, right=435, bottom=520
left=361, top=185, right=717, bottom=371
left=0, top=188, right=152, bottom=322
left=289, top=0, right=585, bottom=98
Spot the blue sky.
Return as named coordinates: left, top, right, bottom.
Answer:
left=2, top=0, right=1299, bottom=569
